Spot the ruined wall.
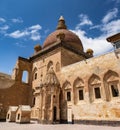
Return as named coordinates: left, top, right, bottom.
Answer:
left=0, top=83, right=30, bottom=119
left=0, top=57, right=32, bottom=120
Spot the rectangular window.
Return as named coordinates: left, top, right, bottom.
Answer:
left=111, top=85, right=119, bottom=97
left=94, top=87, right=101, bottom=99
left=67, top=91, right=71, bottom=101
left=17, top=114, right=20, bottom=120
left=79, top=89, right=84, bottom=100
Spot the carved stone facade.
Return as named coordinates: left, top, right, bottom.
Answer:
left=0, top=16, right=120, bottom=124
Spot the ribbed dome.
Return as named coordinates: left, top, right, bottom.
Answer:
left=42, top=16, right=84, bottom=51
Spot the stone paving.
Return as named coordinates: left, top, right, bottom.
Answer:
left=0, top=122, right=120, bottom=130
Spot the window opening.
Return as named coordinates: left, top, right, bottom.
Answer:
left=111, top=85, right=119, bottom=97
left=67, top=91, right=71, bottom=101
left=34, top=73, right=37, bottom=80
left=79, top=89, right=84, bottom=100
left=22, top=71, right=29, bottom=83
left=17, top=114, right=20, bottom=120
left=94, top=87, right=101, bottom=99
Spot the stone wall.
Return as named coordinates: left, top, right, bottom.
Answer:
left=0, top=57, right=32, bottom=120
left=59, top=49, right=120, bottom=121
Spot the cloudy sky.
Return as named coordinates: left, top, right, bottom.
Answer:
left=0, top=0, right=120, bottom=74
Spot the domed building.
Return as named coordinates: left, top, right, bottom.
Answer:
left=0, top=16, right=120, bottom=125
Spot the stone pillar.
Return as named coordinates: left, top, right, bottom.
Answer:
left=50, top=93, right=53, bottom=121
left=42, top=90, right=46, bottom=121
left=67, top=106, right=72, bottom=124
left=57, top=89, right=60, bottom=121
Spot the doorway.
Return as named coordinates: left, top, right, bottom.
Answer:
left=53, top=106, right=57, bottom=122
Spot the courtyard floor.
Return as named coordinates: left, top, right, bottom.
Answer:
left=0, top=122, right=120, bottom=130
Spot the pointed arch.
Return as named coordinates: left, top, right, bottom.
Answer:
left=104, top=70, right=119, bottom=82
left=33, top=67, right=38, bottom=80
left=62, top=80, right=72, bottom=102
left=73, top=77, right=84, bottom=87
left=73, top=77, right=84, bottom=104
left=103, top=70, right=120, bottom=101
left=88, top=74, right=101, bottom=103
left=47, top=61, right=53, bottom=71
left=62, top=80, right=71, bottom=90
left=88, top=74, right=101, bottom=85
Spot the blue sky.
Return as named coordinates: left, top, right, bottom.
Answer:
left=0, top=0, right=120, bottom=74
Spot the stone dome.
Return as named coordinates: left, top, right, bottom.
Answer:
left=42, top=16, right=84, bottom=51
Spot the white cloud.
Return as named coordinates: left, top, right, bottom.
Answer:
left=90, top=25, right=101, bottom=30
left=101, top=19, right=120, bottom=36
left=8, top=24, right=42, bottom=41
left=31, top=33, right=41, bottom=41
left=71, top=29, right=113, bottom=56
left=12, top=18, right=23, bottom=23
left=0, top=17, right=6, bottom=23
left=0, top=25, right=9, bottom=34
left=0, top=25, right=9, bottom=31
left=102, top=8, right=118, bottom=24
left=8, top=30, right=29, bottom=38
left=71, top=9, right=120, bottom=56
left=29, top=24, right=42, bottom=30
left=76, top=14, right=93, bottom=30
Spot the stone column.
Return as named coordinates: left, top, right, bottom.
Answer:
left=67, top=106, right=72, bottom=124
left=57, top=88, right=60, bottom=121
left=42, top=89, right=46, bottom=121
left=49, top=85, right=54, bottom=122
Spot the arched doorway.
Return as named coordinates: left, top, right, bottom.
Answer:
left=53, top=106, right=57, bottom=122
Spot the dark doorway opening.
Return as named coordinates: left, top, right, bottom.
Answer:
left=53, top=106, right=57, bottom=122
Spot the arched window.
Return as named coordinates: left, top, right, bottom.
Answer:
left=33, top=67, right=37, bottom=80
left=47, top=61, right=53, bottom=71
left=22, top=70, right=29, bottom=83
left=73, top=77, right=84, bottom=104
left=56, top=62, right=60, bottom=72
left=34, top=73, right=37, bottom=80
left=104, top=70, right=119, bottom=101
left=88, top=74, right=101, bottom=103
left=62, top=81, right=72, bottom=102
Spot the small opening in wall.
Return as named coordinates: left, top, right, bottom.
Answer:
left=94, top=87, right=101, bottom=99
left=34, top=73, right=37, bottom=80
left=17, top=114, right=20, bottom=120
left=79, top=89, right=84, bottom=100
left=111, top=85, right=119, bottom=97
left=22, top=71, right=29, bottom=83
left=67, top=91, right=71, bottom=101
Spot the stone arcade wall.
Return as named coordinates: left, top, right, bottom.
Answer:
left=60, top=49, right=120, bottom=122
